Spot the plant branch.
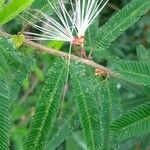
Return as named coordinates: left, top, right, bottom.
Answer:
left=0, top=31, right=114, bottom=76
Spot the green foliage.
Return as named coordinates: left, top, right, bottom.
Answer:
left=0, top=37, right=34, bottom=150
left=24, top=59, right=67, bottom=150
left=46, top=100, right=78, bottom=149
left=94, top=0, right=150, bottom=54
left=0, top=75, right=11, bottom=150
left=71, top=63, right=102, bottom=150
left=137, top=45, right=150, bottom=61
left=112, top=60, right=150, bottom=86
left=99, top=78, right=122, bottom=150
left=111, top=102, right=150, bottom=141
left=0, top=0, right=150, bottom=149
left=0, top=0, right=34, bottom=25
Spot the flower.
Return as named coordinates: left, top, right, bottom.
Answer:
left=22, top=0, right=108, bottom=46
left=74, top=0, right=108, bottom=38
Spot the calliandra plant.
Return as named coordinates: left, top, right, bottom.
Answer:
left=21, top=0, right=109, bottom=101
left=22, top=0, right=108, bottom=56
left=0, top=0, right=150, bottom=150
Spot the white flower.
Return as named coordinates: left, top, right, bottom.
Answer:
left=22, top=0, right=108, bottom=45
left=74, top=0, right=108, bottom=38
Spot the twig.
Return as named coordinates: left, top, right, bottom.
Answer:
left=0, top=31, right=114, bottom=76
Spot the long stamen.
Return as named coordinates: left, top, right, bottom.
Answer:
left=74, top=0, right=108, bottom=37
left=21, top=0, right=75, bottom=42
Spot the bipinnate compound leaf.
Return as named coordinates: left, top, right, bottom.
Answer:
left=24, top=59, right=67, bottom=150
left=137, top=45, right=150, bottom=61
left=70, top=63, right=102, bottom=150
left=111, top=102, right=150, bottom=141
left=112, top=60, right=150, bottom=86
left=0, top=37, right=34, bottom=150
left=100, top=78, right=122, bottom=150
left=46, top=100, right=78, bottom=150
left=95, top=0, right=150, bottom=53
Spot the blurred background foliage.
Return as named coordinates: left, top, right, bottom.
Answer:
left=0, top=0, right=150, bottom=150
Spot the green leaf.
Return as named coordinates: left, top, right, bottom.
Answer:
left=10, top=56, right=35, bottom=99
left=70, top=63, right=102, bottom=150
left=46, top=114, right=78, bottom=150
left=112, top=60, right=150, bottom=86
left=46, top=99, right=78, bottom=150
left=24, top=59, right=67, bottom=150
left=0, top=37, right=22, bottom=64
left=0, top=37, right=34, bottom=150
left=111, top=101, right=150, bottom=141
left=0, top=0, right=34, bottom=25
left=95, top=0, right=150, bottom=53
left=0, top=75, right=11, bottom=150
left=100, top=78, right=122, bottom=150
left=0, top=38, right=35, bottom=99
left=137, top=45, right=150, bottom=61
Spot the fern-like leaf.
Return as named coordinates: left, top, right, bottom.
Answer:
left=0, top=0, right=34, bottom=25
left=70, top=63, right=102, bottom=150
left=137, top=45, right=150, bottom=61
left=95, top=0, right=150, bottom=53
left=24, top=59, right=67, bottom=150
left=99, top=78, right=122, bottom=150
left=0, top=37, right=22, bottom=64
left=0, top=37, right=34, bottom=150
left=0, top=75, right=11, bottom=150
left=0, top=37, right=35, bottom=98
left=0, top=38, right=20, bottom=150
left=111, top=101, right=150, bottom=141
left=46, top=114, right=78, bottom=150
left=112, top=60, right=150, bottom=86
left=46, top=100, right=78, bottom=150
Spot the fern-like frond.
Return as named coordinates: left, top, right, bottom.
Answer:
left=86, top=22, right=114, bottom=60
left=0, top=38, right=20, bottom=150
left=70, top=63, right=102, bottom=150
left=0, top=0, right=34, bottom=25
left=137, top=45, right=150, bottom=61
left=95, top=0, right=150, bottom=53
left=99, top=78, right=122, bottom=150
left=112, top=60, right=150, bottom=86
left=0, top=37, right=22, bottom=64
left=10, top=56, right=35, bottom=99
left=24, top=59, right=67, bottom=150
left=0, top=75, right=11, bottom=150
left=0, top=37, right=34, bottom=150
left=46, top=113, right=78, bottom=150
left=45, top=100, right=78, bottom=149
left=0, top=37, right=35, bottom=99
left=0, top=52, right=9, bottom=74
left=111, top=101, right=150, bottom=141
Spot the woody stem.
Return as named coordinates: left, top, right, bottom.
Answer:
left=0, top=31, right=114, bottom=76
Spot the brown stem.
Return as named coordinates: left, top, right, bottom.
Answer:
left=0, top=31, right=114, bottom=76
